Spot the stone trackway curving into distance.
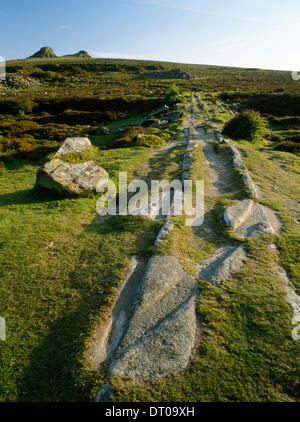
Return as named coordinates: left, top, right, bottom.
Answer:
left=92, top=94, right=299, bottom=401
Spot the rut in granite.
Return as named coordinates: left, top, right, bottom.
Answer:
left=194, top=126, right=240, bottom=196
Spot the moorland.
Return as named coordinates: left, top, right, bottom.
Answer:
left=0, top=55, right=299, bottom=402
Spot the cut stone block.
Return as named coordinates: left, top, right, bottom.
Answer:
left=224, top=199, right=282, bottom=238
left=198, top=245, right=247, bottom=285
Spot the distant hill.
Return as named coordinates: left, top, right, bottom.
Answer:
left=63, top=50, right=91, bottom=58
left=28, top=47, right=91, bottom=59
left=29, top=47, right=57, bottom=59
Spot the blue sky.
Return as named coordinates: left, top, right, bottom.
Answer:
left=0, top=0, right=300, bottom=70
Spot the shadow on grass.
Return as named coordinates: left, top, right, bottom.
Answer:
left=16, top=304, right=103, bottom=402
left=192, top=199, right=242, bottom=246
left=0, top=187, right=69, bottom=207
left=15, top=213, right=161, bottom=402
left=144, top=143, right=183, bottom=182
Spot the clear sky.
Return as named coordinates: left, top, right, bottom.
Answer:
left=0, top=0, right=300, bottom=70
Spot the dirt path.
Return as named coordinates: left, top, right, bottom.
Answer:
left=194, top=128, right=240, bottom=196
left=185, top=95, right=240, bottom=196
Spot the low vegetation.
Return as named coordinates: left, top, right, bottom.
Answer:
left=0, top=56, right=299, bottom=402
left=164, top=84, right=182, bottom=106
left=223, top=111, right=267, bottom=143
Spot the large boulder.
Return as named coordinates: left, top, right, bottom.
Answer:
left=36, top=159, right=108, bottom=196
left=53, top=137, right=91, bottom=157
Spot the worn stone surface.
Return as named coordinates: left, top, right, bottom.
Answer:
left=182, top=171, right=190, bottom=182
left=241, top=172, right=257, bottom=197
left=198, top=245, right=247, bottom=285
left=109, top=299, right=197, bottom=379
left=224, top=199, right=282, bottom=238
left=89, top=256, right=146, bottom=366
left=54, top=137, right=91, bottom=157
left=108, top=255, right=199, bottom=379
left=224, top=199, right=254, bottom=230
left=36, top=159, right=108, bottom=195
left=180, top=156, right=192, bottom=171
left=167, top=110, right=183, bottom=122
left=155, top=220, right=174, bottom=245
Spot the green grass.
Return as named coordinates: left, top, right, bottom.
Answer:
left=0, top=151, right=163, bottom=401
left=1, top=56, right=300, bottom=402
left=101, top=95, right=300, bottom=403
left=111, top=243, right=299, bottom=401
left=0, top=90, right=191, bottom=400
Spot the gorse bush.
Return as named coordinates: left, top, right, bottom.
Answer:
left=110, top=126, right=147, bottom=148
left=135, top=134, right=165, bottom=147
left=273, top=140, right=300, bottom=155
left=0, top=135, right=35, bottom=154
left=43, top=71, right=57, bottom=81
left=2, top=120, right=40, bottom=137
left=223, top=111, right=267, bottom=143
left=164, top=85, right=182, bottom=106
left=13, top=100, right=37, bottom=116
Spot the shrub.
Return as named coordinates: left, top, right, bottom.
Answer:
left=111, top=126, right=147, bottom=148
left=13, top=100, right=37, bottom=116
left=164, top=85, right=182, bottom=106
left=0, top=135, right=35, bottom=154
left=4, top=121, right=40, bottom=137
left=223, top=111, right=267, bottom=143
left=43, top=71, right=57, bottom=81
left=273, top=140, right=300, bottom=155
left=104, top=110, right=127, bottom=121
left=0, top=161, right=5, bottom=175
left=270, top=134, right=284, bottom=143
left=135, top=134, right=165, bottom=147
